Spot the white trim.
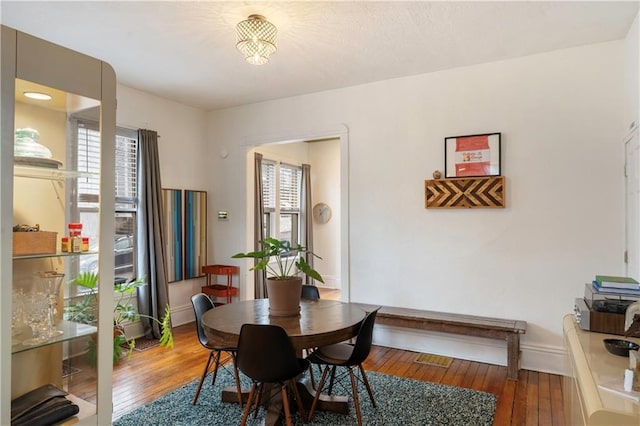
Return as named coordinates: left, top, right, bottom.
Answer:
left=373, top=324, right=566, bottom=376
left=242, top=124, right=351, bottom=302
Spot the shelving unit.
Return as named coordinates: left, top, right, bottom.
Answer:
left=425, top=176, right=505, bottom=209
left=1, top=26, right=116, bottom=425
left=202, top=264, right=239, bottom=305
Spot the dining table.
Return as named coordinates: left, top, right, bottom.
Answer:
left=201, top=297, right=367, bottom=424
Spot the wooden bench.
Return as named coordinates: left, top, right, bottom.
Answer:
left=358, top=304, right=527, bottom=380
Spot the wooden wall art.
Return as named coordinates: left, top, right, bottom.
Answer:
left=184, top=190, right=207, bottom=279
left=161, top=188, right=183, bottom=282
left=425, top=176, right=505, bottom=209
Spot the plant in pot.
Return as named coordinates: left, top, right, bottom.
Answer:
left=65, top=271, right=174, bottom=364
left=232, top=238, right=324, bottom=316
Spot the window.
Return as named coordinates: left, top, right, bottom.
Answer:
left=75, top=118, right=138, bottom=281
left=262, top=160, right=302, bottom=247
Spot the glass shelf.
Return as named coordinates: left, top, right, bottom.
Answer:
left=13, top=250, right=98, bottom=261
left=11, top=320, right=97, bottom=355
left=14, top=164, right=98, bottom=181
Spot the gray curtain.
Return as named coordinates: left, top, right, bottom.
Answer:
left=136, top=129, right=171, bottom=338
left=254, top=152, right=267, bottom=298
left=301, top=163, right=315, bottom=285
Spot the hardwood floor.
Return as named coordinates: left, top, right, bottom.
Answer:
left=111, top=322, right=565, bottom=425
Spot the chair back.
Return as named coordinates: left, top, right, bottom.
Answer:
left=191, top=293, right=214, bottom=347
left=301, top=284, right=320, bottom=299
left=236, top=324, right=304, bottom=383
left=346, top=308, right=380, bottom=366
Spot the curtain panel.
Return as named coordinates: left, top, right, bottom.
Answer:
left=136, top=129, right=171, bottom=338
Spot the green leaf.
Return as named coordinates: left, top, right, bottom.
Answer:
left=296, top=257, right=325, bottom=283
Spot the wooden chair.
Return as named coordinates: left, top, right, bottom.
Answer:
left=236, top=324, right=309, bottom=426
left=306, top=307, right=380, bottom=426
left=190, top=293, right=242, bottom=406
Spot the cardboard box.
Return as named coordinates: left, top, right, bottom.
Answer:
left=13, top=231, right=58, bottom=256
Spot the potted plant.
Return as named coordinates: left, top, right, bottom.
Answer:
left=232, top=238, right=324, bottom=316
left=65, top=272, right=173, bottom=364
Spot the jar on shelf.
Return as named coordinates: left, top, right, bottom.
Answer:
left=67, top=222, right=82, bottom=237
left=60, top=237, right=69, bottom=253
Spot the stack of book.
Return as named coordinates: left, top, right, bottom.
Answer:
left=591, top=275, right=640, bottom=296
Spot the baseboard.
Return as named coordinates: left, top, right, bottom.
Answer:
left=318, top=275, right=340, bottom=289
left=170, top=303, right=195, bottom=328
left=373, top=324, right=566, bottom=376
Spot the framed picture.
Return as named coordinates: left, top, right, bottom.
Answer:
left=161, top=189, right=183, bottom=282
left=184, top=190, right=207, bottom=280
left=444, top=132, right=501, bottom=178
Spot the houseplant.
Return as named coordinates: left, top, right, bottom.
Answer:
left=232, top=238, right=324, bottom=316
left=65, top=271, right=173, bottom=364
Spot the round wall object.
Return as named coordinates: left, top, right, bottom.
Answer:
left=312, top=202, right=332, bottom=224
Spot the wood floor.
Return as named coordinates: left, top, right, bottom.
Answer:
left=111, top=322, right=565, bottom=425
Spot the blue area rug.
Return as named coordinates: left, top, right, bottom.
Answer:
left=114, top=370, right=496, bottom=425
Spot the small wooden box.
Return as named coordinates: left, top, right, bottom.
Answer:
left=13, top=231, right=58, bottom=256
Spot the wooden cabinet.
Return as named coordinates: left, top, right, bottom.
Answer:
left=1, top=26, right=116, bottom=424
left=563, top=315, right=640, bottom=425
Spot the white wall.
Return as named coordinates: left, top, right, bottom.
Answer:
left=309, top=139, right=341, bottom=289
left=624, top=12, right=639, bottom=132
left=207, top=40, right=627, bottom=374
left=115, top=84, right=208, bottom=326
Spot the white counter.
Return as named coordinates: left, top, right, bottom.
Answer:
left=563, top=314, right=640, bottom=425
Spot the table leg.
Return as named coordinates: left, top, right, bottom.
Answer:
left=296, top=377, right=349, bottom=415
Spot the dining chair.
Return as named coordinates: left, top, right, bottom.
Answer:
left=306, top=307, right=381, bottom=426
left=236, top=324, right=309, bottom=426
left=190, top=293, right=242, bottom=406
left=301, top=284, right=320, bottom=299
left=300, top=284, right=321, bottom=387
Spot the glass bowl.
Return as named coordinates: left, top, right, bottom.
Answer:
left=603, top=338, right=640, bottom=357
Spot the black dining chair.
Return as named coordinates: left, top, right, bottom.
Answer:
left=300, top=284, right=321, bottom=387
left=306, top=307, right=380, bottom=426
left=301, top=284, right=320, bottom=300
left=190, top=293, right=242, bottom=406
left=236, top=324, right=309, bottom=426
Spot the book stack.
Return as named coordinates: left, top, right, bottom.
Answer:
left=591, top=275, right=640, bottom=297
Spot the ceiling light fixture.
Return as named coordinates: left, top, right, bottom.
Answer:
left=236, top=14, right=277, bottom=66
left=24, top=91, right=52, bottom=101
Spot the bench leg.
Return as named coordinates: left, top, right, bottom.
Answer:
left=506, top=333, right=520, bottom=380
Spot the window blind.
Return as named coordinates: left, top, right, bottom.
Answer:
left=262, top=160, right=276, bottom=210
left=76, top=120, right=138, bottom=206
left=279, top=163, right=301, bottom=211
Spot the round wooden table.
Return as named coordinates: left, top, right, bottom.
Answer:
left=201, top=298, right=366, bottom=351
left=201, top=298, right=367, bottom=424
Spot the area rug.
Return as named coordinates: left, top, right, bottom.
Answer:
left=414, top=352, right=454, bottom=368
left=121, top=337, right=160, bottom=352
left=113, top=371, right=496, bottom=425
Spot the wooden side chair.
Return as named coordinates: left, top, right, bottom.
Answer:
left=236, top=324, right=309, bottom=426
left=190, top=293, right=242, bottom=406
left=306, top=307, right=381, bottom=426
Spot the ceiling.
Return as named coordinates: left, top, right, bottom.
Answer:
left=2, top=1, right=638, bottom=111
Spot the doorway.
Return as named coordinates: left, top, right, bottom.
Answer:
left=244, top=126, right=349, bottom=301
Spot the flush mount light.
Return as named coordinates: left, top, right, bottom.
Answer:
left=236, top=14, right=277, bottom=65
left=24, top=91, right=52, bottom=101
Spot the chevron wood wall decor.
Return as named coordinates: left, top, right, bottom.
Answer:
left=425, top=176, right=505, bottom=209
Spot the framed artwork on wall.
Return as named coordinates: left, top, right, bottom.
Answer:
left=444, top=132, right=501, bottom=178
left=184, top=190, right=207, bottom=279
left=162, top=188, right=183, bottom=282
